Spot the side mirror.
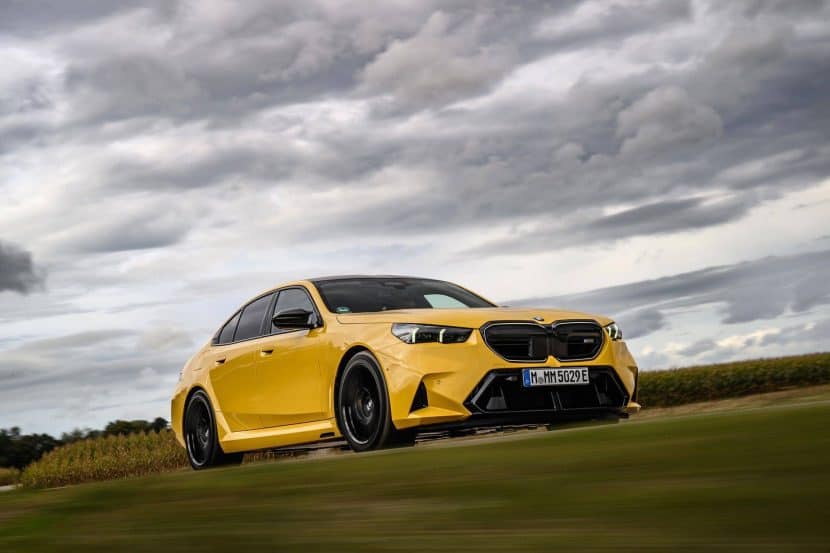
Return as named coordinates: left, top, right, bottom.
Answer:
left=272, top=308, right=317, bottom=329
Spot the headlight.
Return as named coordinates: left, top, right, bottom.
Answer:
left=604, top=322, right=623, bottom=341
left=391, top=323, right=472, bottom=344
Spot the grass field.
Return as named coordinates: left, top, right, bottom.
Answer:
left=1, top=397, right=829, bottom=552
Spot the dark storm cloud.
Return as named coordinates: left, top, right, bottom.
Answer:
left=512, top=249, right=830, bottom=338
left=74, top=228, right=188, bottom=254
left=108, top=145, right=297, bottom=190
left=277, top=1, right=828, bottom=241
left=710, top=0, right=828, bottom=21
left=677, top=339, right=718, bottom=358
left=0, top=327, right=185, bottom=393
left=33, top=0, right=691, bottom=127
left=622, top=309, right=667, bottom=340
left=284, top=47, right=829, bottom=243
left=0, top=0, right=161, bottom=35
left=593, top=198, right=743, bottom=235
left=52, top=200, right=195, bottom=254
left=55, top=1, right=421, bottom=125
left=63, top=47, right=368, bottom=126
left=0, top=241, right=42, bottom=293
left=64, top=54, right=204, bottom=123
left=465, top=196, right=752, bottom=256
left=14, top=329, right=134, bottom=353
left=0, top=324, right=191, bottom=435
left=532, top=0, right=692, bottom=56
left=761, top=318, right=830, bottom=347
left=4, top=0, right=826, bottom=251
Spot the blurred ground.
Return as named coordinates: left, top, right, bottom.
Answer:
left=1, top=388, right=829, bottom=552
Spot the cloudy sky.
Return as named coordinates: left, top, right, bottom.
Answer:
left=1, top=0, right=829, bottom=435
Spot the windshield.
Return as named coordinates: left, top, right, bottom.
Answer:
left=312, top=278, right=495, bottom=313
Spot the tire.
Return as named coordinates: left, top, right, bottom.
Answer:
left=336, top=352, right=414, bottom=452
left=184, top=390, right=244, bottom=470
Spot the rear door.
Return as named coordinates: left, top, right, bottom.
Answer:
left=255, top=287, right=327, bottom=428
left=208, top=293, right=274, bottom=431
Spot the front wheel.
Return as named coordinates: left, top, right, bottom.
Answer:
left=184, top=390, right=244, bottom=470
left=336, top=352, right=415, bottom=452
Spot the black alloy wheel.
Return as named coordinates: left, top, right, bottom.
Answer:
left=184, top=390, right=243, bottom=470
left=337, top=352, right=415, bottom=452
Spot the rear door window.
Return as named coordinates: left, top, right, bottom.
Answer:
left=235, top=294, right=274, bottom=341
left=217, top=312, right=241, bottom=345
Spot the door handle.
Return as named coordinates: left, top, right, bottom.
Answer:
left=215, top=358, right=226, bottom=365
left=260, top=348, right=274, bottom=356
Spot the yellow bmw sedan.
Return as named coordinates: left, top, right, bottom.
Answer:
left=171, top=276, right=641, bottom=469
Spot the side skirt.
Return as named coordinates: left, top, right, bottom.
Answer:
left=218, top=417, right=342, bottom=454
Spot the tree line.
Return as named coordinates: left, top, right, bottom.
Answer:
left=0, top=418, right=169, bottom=470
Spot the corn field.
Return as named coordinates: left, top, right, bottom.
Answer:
left=20, top=430, right=188, bottom=489
left=638, top=351, right=830, bottom=407
left=0, top=467, right=19, bottom=486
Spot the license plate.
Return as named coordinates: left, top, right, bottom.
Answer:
left=522, top=367, right=590, bottom=387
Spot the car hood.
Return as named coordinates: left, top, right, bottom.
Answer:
left=335, top=307, right=612, bottom=328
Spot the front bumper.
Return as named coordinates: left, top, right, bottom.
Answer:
left=373, top=328, right=639, bottom=431
left=466, top=367, right=628, bottom=413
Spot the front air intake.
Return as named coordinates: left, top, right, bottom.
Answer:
left=465, top=368, right=628, bottom=414
left=409, top=381, right=429, bottom=413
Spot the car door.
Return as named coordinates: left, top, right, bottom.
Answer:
left=208, top=293, right=274, bottom=431
left=255, top=287, right=327, bottom=428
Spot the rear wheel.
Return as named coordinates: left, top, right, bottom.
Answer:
left=337, top=352, right=415, bottom=451
left=184, top=390, right=244, bottom=470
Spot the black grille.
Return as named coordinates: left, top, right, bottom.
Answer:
left=466, top=368, right=628, bottom=414
left=552, top=322, right=604, bottom=360
left=481, top=324, right=548, bottom=362
left=482, top=321, right=604, bottom=362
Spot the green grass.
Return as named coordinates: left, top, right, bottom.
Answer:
left=1, top=401, right=829, bottom=552
left=638, top=351, right=830, bottom=407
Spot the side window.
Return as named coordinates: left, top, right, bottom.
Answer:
left=217, top=312, right=241, bottom=345
left=235, top=293, right=274, bottom=342
left=271, top=288, right=316, bottom=333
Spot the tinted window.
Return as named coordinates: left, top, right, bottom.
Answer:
left=217, top=312, right=240, bottom=345
left=271, top=288, right=316, bottom=333
left=313, top=278, right=495, bottom=313
left=235, top=294, right=274, bottom=341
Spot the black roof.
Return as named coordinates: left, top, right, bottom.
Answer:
left=309, top=275, right=441, bottom=283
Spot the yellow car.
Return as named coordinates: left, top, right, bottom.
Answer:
left=171, top=276, right=641, bottom=469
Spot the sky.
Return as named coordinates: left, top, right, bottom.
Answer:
left=1, top=0, right=829, bottom=435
